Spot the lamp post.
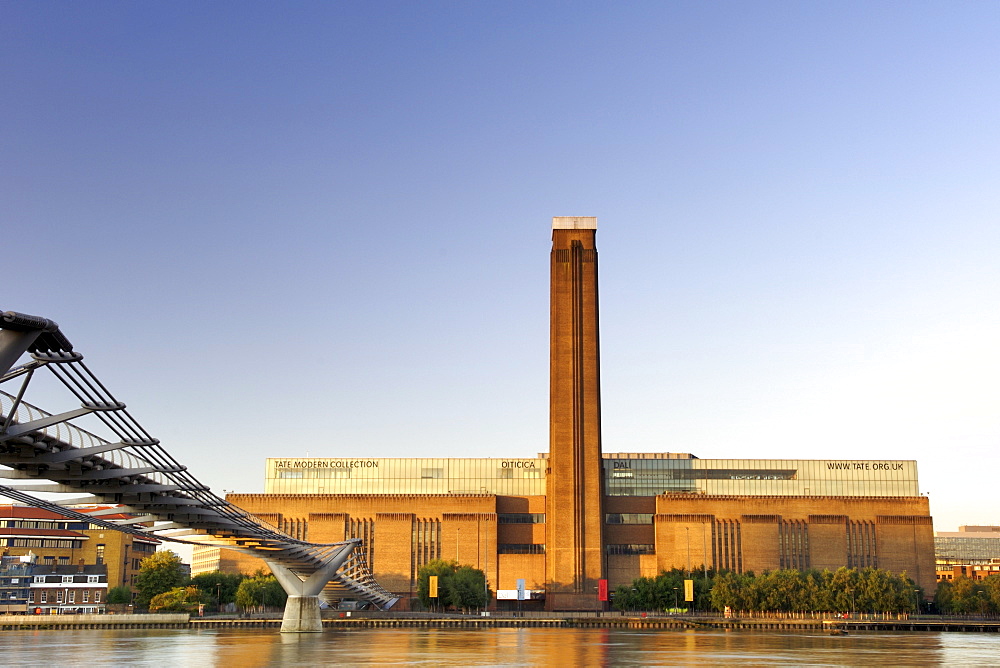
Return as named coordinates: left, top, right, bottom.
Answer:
left=217, top=582, right=222, bottom=614
left=913, top=589, right=920, bottom=616
left=673, top=587, right=679, bottom=613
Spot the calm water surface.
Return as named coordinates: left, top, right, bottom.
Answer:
left=4, top=627, right=1000, bottom=666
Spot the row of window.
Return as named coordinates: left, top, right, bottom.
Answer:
left=0, top=539, right=84, bottom=549
left=0, top=520, right=88, bottom=530
left=606, top=544, right=655, bottom=555
left=2, top=556, right=74, bottom=566
left=498, top=514, right=545, bottom=524
left=605, top=513, right=654, bottom=525
left=30, top=589, right=103, bottom=604
left=2, top=575, right=103, bottom=584
left=934, top=537, right=1000, bottom=561
left=496, top=513, right=655, bottom=524
left=498, top=544, right=545, bottom=554
left=32, top=575, right=102, bottom=583
left=607, top=469, right=798, bottom=481
left=274, top=468, right=545, bottom=480
left=277, top=470, right=352, bottom=479
left=403, top=541, right=670, bottom=557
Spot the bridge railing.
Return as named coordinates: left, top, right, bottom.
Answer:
left=0, top=389, right=163, bottom=478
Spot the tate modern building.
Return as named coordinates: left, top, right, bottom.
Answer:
left=212, top=218, right=935, bottom=609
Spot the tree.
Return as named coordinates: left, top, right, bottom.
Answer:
left=983, top=574, right=1000, bottom=613
left=450, top=565, right=488, bottom=611
left=804, top=570, right=834, bottom=612
left=829, top=566, right=859, bottom=613
left=149, top=585, right=209, bottom=613
left=417, top=559, right=458, bottom=610
left=235, top=572, right=287, bottom=613
left=107, top=585, right=133, bottom=605
left=618, top=566, right=922, bottom=615
left=937, top=575, right=992, bottom=615
left=133, top=550, right=188, bottom=610
left=416, top=560, right=488, bottom=611
left=190, top=571, right=246, bottom=606
left=710, top=571, right=755, bottom=613
left=613, top=568, right=713, bottom=613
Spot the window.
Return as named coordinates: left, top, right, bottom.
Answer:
left=56, top=590, right=64, bottom=603
left=62, top=576, right=73, bottom=583
left=498, top=544, right=545, bottom=554
left=605, top=544, right=655, bottom=555
left=68, top=590, right=75, bottom=603
left=88, top=575, right=99, bottom=583
left=83, top=590, right=89, bottom=603
left=94, top=590, right=101, bottom=603
left=40, top=592, right=47, bottom=603
left=497, top=468, right=514, bottom=479
left=96, top=544, right=105, bottom=565
left=29, top=590, right=35, bottom=603
left=498, top=513, right=545, bottom=524
left=12, top=539, right=44, bottom=548
left=33, top=576, right=44, bottom=583
left=605, top=513, right=654, bottom=525
left=420, top=468, right=444, bottom=479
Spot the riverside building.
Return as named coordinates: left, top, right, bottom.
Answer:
left=0, top=505, right=158, bottom=591
left=215, top=218, right=936, bottom=609
left=935, top=526, right=1000, bottom=582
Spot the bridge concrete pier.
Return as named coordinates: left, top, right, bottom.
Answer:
left=266, top=543, right=355, bottom=633
left=279, top=595, right=324, bottom=633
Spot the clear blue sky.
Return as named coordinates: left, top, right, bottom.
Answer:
left=3, top=2, right=998, bottom=532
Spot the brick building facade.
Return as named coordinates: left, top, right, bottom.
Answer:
left=204, top=218, right=935, bottom=608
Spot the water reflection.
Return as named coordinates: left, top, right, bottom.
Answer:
left=2, top=627, right=999, bottom=666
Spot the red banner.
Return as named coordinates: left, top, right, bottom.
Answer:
left=598, top=579, right=609, bottom=601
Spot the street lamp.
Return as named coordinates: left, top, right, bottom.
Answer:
left=673, top=587, right=679, bottom=613
left=913, top=589, right=920, bottom=616
left=217, top=582, right=222, bottom=613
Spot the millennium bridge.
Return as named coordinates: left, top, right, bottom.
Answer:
left=0, top=310, right=397, bottom=631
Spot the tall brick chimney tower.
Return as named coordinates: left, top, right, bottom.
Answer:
left=545, top=216, right=605, bottom=610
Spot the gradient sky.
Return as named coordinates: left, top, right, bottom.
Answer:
left=3, top=2, right=998, bottom=533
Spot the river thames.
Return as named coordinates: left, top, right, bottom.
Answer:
left=4, top=627, right=1000, bottom=666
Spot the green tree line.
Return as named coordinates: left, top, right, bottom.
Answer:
left=416, top=559, right=489, bottom=612
left=935, top=574, right=1000, bottom=615
left=124, top=550, right=287, bottom=613
left=613, top=566, right=923, bottom=614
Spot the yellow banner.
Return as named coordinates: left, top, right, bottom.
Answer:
left=684, top=579, right=694, bottom=602
left=429, top=575, right=438, bottom=598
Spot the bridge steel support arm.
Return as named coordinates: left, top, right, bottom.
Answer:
left=266, top=542, right=356, bottom=633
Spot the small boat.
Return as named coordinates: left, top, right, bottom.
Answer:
left=829, top=629, right=849, bottom=636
